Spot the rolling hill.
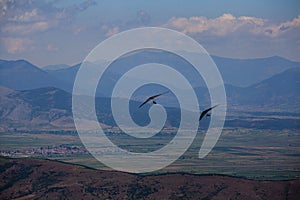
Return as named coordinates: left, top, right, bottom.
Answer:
left=0, top=156, right=299, bottom=200
left=0, top=86, right=74, bottom=131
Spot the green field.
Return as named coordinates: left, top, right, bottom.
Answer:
left=0, top=129, right=299, bottom=180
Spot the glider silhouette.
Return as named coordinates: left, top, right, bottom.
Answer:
left=139, top=91, right=169, bottom=108
left=199, top=105, right=219, bottom=121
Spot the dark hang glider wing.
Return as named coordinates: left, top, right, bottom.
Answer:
left=138, top=91, right=169, bottom=108
left=139, top=98, right=151, bottom=108
left=199, top=104, right=219, bottom=121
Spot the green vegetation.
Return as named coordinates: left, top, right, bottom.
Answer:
left=0, top=128, right=299, bottom=180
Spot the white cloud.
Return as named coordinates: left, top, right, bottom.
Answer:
left=0, top=0, right=97, bottom=35
left=1, top=37, right=33, bottom=53
left=8, top=8, right=40, bottom=22
left=164, top=13, right=300, bottom=61
left=2, top=21, right=55, bottom=34
left=166, top=14, right=266, bottom=36
left=166, top=14, right=300, bottom=37
left=264, top=15, right=300, bottom=37
left=105, top=26, right=120, bottom=37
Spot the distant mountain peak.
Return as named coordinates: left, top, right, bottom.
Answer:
left=0, top=59, right=72, bottom=91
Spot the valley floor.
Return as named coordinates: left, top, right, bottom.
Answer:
left=0, top=128, right=299, bottom=180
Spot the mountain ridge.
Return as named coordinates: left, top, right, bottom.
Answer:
left=0, top=67, right=299, bottom=131
left=0, top=59, right=72, bottom=91
left=1, top=54, right=300, bottom=93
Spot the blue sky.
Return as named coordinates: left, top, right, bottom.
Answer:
left=0, top=0, right=300, bottom=66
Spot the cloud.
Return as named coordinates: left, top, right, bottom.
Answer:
left=0, top=0, right=98, bottom=54
left=77, top=0, right=97, bottom=11
left=0, top=0, right=97, bottom=35
left=164, top=13, right=300, bottom=61
left=1, top=37, right=33, bottom=53
left=104, top=26, right=120, bottom=37
left=264, top=15, right=300, bottom=37
left=46, top=44, right=58, bottom=52
left=2, top=21, right=55, bottom=34
left=60, top=0, right=97, bottom=18
left=165, top=14, right=300, bottom=37
left=8, top=8, right=40, bottom=22
left=136, top=10, right=151, bottom=26
left=166, top=14, right=265, bottom=36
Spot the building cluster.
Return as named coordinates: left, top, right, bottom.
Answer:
left=0, top=145, right=88, bottom=158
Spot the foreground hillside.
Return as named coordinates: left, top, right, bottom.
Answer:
left=0, top=157, right=299, bottom=200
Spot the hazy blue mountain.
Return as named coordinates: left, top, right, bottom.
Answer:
left=1, top=53, right=299, bottom=94
left=210, top=67, right=300, bottom=112
left=45, top=62, right=118, bottom=96
left=43, top=64, right=71, bottom=70
left=107, top=51, right=300, bottom=87
left=136, top=67, right=300, bottom=111
left=1, top=57, right=298, bottom=110
left=46, top=63, right=80, bottom=89
left=212, top=55, right=300, bottom=87
left=0, top=86, right=181, bottom=130
left=1, top=67, right=299, bottom=131
left=46, top=51, right=300, bottom=93
left=0, top=59, right=71, bottom=91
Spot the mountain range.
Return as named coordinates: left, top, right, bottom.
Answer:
left=0, top=65, right=299, bottom=131
left=1, top=52, right=300, bottom=92
left=0, top=54, right=299, bottom=131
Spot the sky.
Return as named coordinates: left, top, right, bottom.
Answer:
left=0, top=0, right=300, bottom=66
